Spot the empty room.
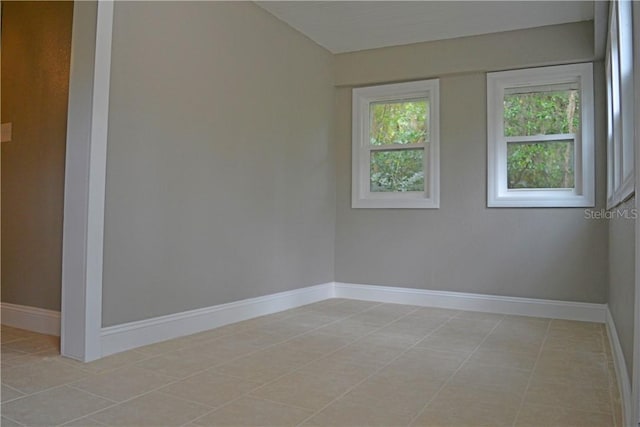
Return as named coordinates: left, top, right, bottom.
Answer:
left=1, top=1, right=639, bottom=426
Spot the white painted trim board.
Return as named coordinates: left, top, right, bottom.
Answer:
left=100, top=281, right=607, bottom=359
left=334, top=282, right=607, bottom=322
left=101, top=283, right=334, bottom=357
left=1, top=303, right=61, bottom=336
left=606, top=307, right=633, bottom=427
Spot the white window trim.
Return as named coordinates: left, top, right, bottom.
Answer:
left=352, top=79, right=440, bottom=209
left=487, top=63, right=595, bottom=208
left=606, top=0, right=635, bottom=209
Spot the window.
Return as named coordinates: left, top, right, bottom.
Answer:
left=352, top=79, right=439, bottom=209
left=606, top=0, right=635, bottom=209
left=487, top=63, right=595, bottom=207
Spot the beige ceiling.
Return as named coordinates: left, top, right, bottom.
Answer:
left=256, top=1, right=595, bottom=54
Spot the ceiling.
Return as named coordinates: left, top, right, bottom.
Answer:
left=256, top=1, right=595, bottom=54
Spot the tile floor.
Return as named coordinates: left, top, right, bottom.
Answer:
left=1, top=298, right=622, bottom=426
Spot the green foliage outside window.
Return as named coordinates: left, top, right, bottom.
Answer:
left=370, top=150, right=424, bottom=192
left=369, top=100, right=427, bottom=192
left=366, top=89, right=580, bottom=192
left=505, top=89, right=579, bottom=189
left=507, top=141, right=575, bottom=189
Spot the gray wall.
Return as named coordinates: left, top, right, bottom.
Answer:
left=608, top=197, right=636, bottom=382
left=1, top=1, right=74, bottom=311
left=102, top=2, right=335, bottom=326
left=334, top=23, right=609, bottom=303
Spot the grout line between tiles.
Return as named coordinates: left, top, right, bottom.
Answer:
left=1, top=413, right=27, bottom=427
left=406, top=315, right=506, bottom=427
left=603, top=327, right=621, bottom=427
left=184, top=303, right=428, bottom=427
left=510, top=317, right=552, bottom=427
left=292, top=310, right=480, bottom=427
left=59, top=299, right=389, bottom=426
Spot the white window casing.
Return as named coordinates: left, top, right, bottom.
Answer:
left=487, top=63, right=595, bottom=208
left=606, top=0, right=635, bottom=209
left=352, top=79, right=440, bottom=209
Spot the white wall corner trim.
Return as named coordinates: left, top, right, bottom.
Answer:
left=606, top=307, right=633, bottom=427
left=1, top=303, right=61, bottom=336
left=333, top=282, right=607, bottom=323
left=100, top=283, right=334, bottom=357
left=61, top=0, right=114, bottom=363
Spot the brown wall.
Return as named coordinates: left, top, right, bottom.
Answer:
left=1, top=1, right=74, bottom=310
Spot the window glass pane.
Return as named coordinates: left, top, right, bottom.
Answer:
left=504, top=87, right=580, bottom=137
left=370, top=149, right=424, bottom=192
left=507, top=140, right=574, bottom=189
left=370, top=99, right=428, bottom=145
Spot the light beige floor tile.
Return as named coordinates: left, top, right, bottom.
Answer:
left=543, top=334, right=606, bottom=353
left=413, top=307, right=460, bottom=319
left=61, top=350, right=149, bottom=374
left=357, top=329, right=422, bottom=349
left=436, top=382, right=523, bottom=407
left=249, top=320, right=313, bottom=340
left=417, top=328, right=486, bottom=354
left=297, top=358, right=379, bottom=378
left=1, top=384, right=24, bottom=403
left=547, top=325, right=604, bottom=340
left=491, top=317, right=549, bottom=339
left=303, top=396, right=415, bottom=427
left=325, top=299, right=380, bottom=312
left=448, top=362, right=531, bottom=395
left=412, top=396, right=519, bottom=427
left=316, top=318, right=380, bottom=339
left=1, top=347, right=27, bottom=362
left=468, top=347, right=538, bottom=371
left=249, top=368, right=366, bottom=411
left=1, top=386, right=112, bottom=426
left=524, top=379, right=612, bottom=414
left=277, top=332, right=354, bottom=355
left=347, top=304, right=416, bottom=326
left=320, top=341, right=406, bottom=367
left=91, top=391, right=210, bottom=426
left=134, top=333, right=219, bottom=356
left=194, top=396, right=312, bottom=427
left=533, top=349, right=609, bottom=387
left=280, top=312, right=338, bottom=329
left=381, top=348, right=467, bottom=382
left=454, top=311, right=505, bottom=321
left=515, top=403, right=614, bottom=427
left=71, top=365, right=176, bottom=401
left=2, top=334, right=59, bottom=354
left=2, top=358, right=88, bottom=393
left=0, top=348, right=61, bottom=369
left=179, top=327, right=233, bottom=344
left=62, top=416, right=107, bottom=426
left=444, top=318, right=500, bottom=334
left=212, top=347, right=320, bottom=383
left=1, top=416, right=23, bottom=427
left=549, top=319, right=604, bottom=333
left=134, top=348, right=222, bottom=379
left=0, top=305, right=624, bottom=427
left=342, top=373, right=442, bottom=418
left=479, top=331, right=545, bottom=353
left=225, top=329, right=288, bottom=348
left=159, top=372, right=261, bottom=408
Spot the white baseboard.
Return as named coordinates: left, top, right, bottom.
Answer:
left=1, top=303, right=61, bottom=336
left=99, top=281, right=608, bottom=358
left=606, top=307, right=633, bottom=427
left=101, top=282, right=334, bottom=357
left=334, top=282, right=607, bottom=323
